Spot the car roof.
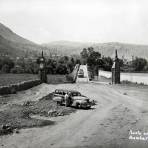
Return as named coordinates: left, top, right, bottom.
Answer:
left=55, top=89, right=80, bottom=93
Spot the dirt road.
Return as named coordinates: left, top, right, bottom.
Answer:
left=1, top=83, right=148, bottom=148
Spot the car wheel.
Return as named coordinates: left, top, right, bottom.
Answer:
left=87, top=106, right=91, bottom=109
left=78, top=104, right=81, bottom=109
left=57, top=101, right=61, bottom=105
left=76, top=103, right=80, bottom=108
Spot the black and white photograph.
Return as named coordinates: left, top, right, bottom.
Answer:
left=0, top=0, right=148, bottom=148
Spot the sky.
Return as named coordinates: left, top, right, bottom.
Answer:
left=0, top=0, right=148, bottom=44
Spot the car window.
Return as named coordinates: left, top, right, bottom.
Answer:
left=55, top=90, right=61, bottom=94
left=55, top=90, right=81, bottom=96
left=71, top=92, right=81, bottom=96
left=60, top=91, right=63, bottom=95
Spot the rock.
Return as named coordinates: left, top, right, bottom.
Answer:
left=14, top=129, right=19, bottom=134
left=48, top=110, right=58, bottom=117
left=1, top=124, right=13, bottom=134
left=123, top=92, right=127, bottom=95
left=58, top=112, right=64, bottom=116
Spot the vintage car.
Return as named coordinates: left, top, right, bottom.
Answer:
left=52, top=89, right=91, bottom=109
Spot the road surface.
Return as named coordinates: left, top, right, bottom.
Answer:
left=1, top=83, right=148, bottom=148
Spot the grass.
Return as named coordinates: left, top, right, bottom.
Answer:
left=0, top=93, right=76, bottom=136
left=0, top=74, right=38, bottom=87
left=0, top=74, right=68, bottom=87
left=121, top=80, right=148, bottom=88
left=47, top=75, right=68, bottom=84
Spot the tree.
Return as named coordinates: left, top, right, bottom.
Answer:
left=10, top=66, right=24, bottom=73
left=119, top=59, right=124, bottom=67
left=87, top=51, right=101, bottom=67
left=0, top=58, right=2, bottom=70
left=67, top=59, right=75, bottom=73
left=75, top=59, right=81, bottom=64
left=87, top=47, right=94, bottom=55
left=80, top=47, right=101, bottom=75
left=102, top=57, right=113, bottom=71
left=46, top=58, right=57, bottom=74
left=0, top=57, right=14, bottom=72
left=132, top=57, right=147, bottom=71
left=63, top=56, right=69, bottom=63
left=1, top=64, right=10, bottom=73
left=56, top=64, right=68, bottom=74
left=80, top=48, right=88, bottom=59
left=80, top=48, right=88, bottom=64
left=24, top=62, right=38, bottom=74
left=71, top=57, right=75, bottom=64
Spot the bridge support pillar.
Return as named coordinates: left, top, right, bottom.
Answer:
left=38, top=51, right=47, bottom=83
left=112, top=50, right=120, bottom=84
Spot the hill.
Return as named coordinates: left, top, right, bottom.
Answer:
left=0, top=23, right=44, bottom=58
left=1, top=22, right=148, bottom=60
left=43, top=41, right=92, bottom=56
left=43, top=41, right=148, bottom=60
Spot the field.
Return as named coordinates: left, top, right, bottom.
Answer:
left=47, top=75, right=67, bottom=84
left=0, top=74, right=67, bottom=87
left=0, top=74, right=38, bottom=86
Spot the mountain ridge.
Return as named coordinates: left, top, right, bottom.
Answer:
left=43, top=41, right=148, bottom=60
left=0, top=22, right=45, bottom=57
left=1, top=22, right=148, bottom=60
left=0, top=23, right=35, bottom=45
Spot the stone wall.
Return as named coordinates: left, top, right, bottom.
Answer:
left=0, top=79, right=41, bottom=95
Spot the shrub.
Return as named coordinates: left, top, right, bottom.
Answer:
left=65, top=74, right=74, bottom=82
left=132, top=57, right=147, bottom=71
left=10, top=66, right=25, bottom=74
left=1, top=64, right=10, bottom=73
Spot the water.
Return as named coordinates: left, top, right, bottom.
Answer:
left=99, top=70, right=148, bottom=85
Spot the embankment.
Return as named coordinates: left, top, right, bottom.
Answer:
left=0, top=79, right=41, bottom=95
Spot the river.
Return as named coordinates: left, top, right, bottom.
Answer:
left=99, top=70, right=148, bottom=85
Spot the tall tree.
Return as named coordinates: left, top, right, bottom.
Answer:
left=132, top=57, right=147, bottom=71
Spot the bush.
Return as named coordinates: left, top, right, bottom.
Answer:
left=10, top=66, right=25, bottom=74
left=1, top=64, right=10, bottom=73
left=0, top=57, right=14, bottom=72
left=56, top=64, right=68, bottom=74
left=132, top=57, right=147, bottom=71
left=65, top=74, right=74, bottom=82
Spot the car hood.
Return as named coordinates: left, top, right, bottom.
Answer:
left=73, top=96, right=89, bottom=101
